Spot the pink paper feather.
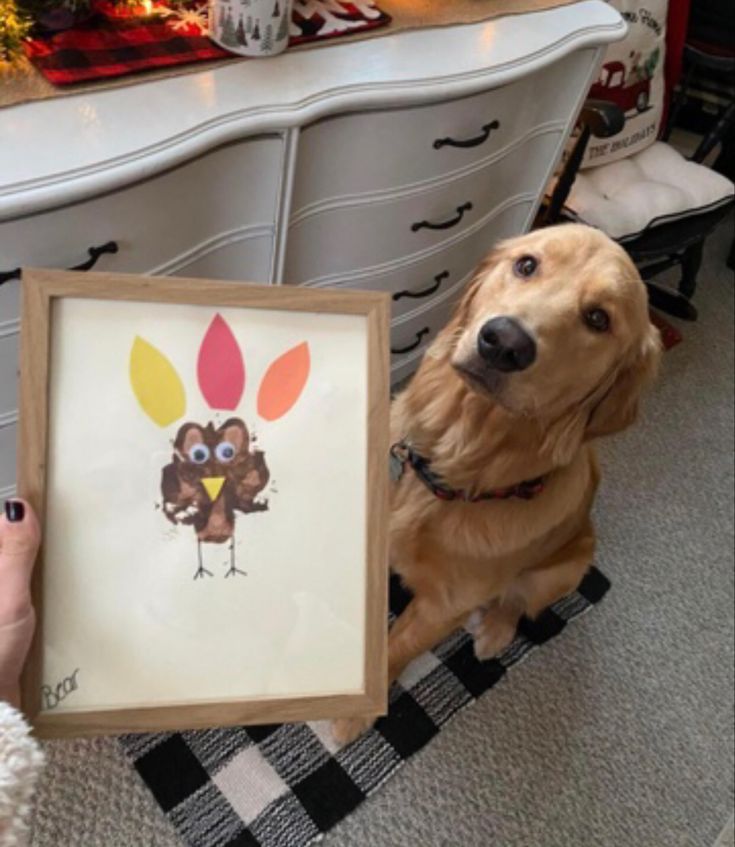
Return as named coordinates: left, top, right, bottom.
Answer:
left=197, top=314, right=245, bottom=410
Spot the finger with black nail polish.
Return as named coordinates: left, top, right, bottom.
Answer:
left=4, top=500, right=25, bottom=523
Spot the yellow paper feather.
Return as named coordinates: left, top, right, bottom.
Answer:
left=130, top=336, right=186, bottom=427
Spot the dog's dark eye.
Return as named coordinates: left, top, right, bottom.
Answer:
left=584, top=308, right=611, bottom=333
left=513, top=255, right=538, bottom=278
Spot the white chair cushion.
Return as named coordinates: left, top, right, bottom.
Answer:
left=566, top=142, right=735, bottom=241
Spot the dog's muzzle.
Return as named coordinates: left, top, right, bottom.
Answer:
left=477, top=317, right=537, bottom=373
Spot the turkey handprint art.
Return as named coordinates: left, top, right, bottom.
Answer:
left=129, top=314, right=310, bottom=580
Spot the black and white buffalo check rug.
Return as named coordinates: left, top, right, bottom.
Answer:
left=120, top=567, right=610, bottom=847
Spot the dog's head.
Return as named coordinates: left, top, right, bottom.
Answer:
left=446, top=224, right=661, bottom=447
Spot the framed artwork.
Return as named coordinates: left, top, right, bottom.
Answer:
left=18, top=269, right=390, bottom=738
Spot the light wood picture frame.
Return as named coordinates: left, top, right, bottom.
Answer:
left=18, top=268, right=390, bottom=738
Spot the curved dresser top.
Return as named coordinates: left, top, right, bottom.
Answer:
left=0, top=0, right=624, bottom=221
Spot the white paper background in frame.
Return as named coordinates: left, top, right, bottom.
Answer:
left=40, top=297, right=368, bottom=714
left=581, top=0, right=668, bottom=168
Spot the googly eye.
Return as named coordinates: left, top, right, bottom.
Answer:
left=188, top=443, right=210, bottom=464
left=513, top=255, right=538, bottom=278
left=215, top=442, right=237, bottom=463
left=583, top=308, right=611, bottom=333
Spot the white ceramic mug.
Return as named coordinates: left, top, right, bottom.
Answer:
left=209, top=0, right=292, bottom=57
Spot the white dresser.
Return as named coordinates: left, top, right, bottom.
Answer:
left=0, top=1, right=625, bottom=500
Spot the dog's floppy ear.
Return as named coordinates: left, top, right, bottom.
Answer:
left=453, top=254, right=496, bottom=322
left=447, top=248, right=503, bottom=327
left=425, top=251, right=498, bottom=361
left=585, top=324, right=662, bottom=440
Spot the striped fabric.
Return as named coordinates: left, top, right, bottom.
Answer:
left=120, top=567, right=610, bottom=847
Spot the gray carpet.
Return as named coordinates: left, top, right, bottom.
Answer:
left=30, top=219, right=735, bottom=847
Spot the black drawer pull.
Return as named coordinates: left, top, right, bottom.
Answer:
left=391, top=327, right=430, bottom=355
left=393, top=271, right=449, bottom=302
left=433, top=120, right=500, bottom=150
left=412, top=203, right=472, bottom=233
left=0, top=240, right=119, bottom=286
left=0, top=267, right=21, bottom=286
left=70, top=240, right=119, bottom=271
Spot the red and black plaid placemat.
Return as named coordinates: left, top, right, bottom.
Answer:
left=23, top=0, right=391, bottom=86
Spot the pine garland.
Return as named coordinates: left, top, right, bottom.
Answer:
left=1, top=0, right=193, bottom=66
left=2, top=0, right=92, bottom=65
left=0, top=0, right=141, bottom=66
left=0, top=0, right=32, bottom=63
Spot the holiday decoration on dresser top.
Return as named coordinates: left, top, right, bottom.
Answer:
left=2, top=0, right=390, bottom=82
left=209, top=0, right=292, bottom=57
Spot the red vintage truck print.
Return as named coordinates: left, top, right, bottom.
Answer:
left=590, top=61, right=651, bottom=114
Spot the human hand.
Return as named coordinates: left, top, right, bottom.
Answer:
left=0, top=500, right=41, bottom=708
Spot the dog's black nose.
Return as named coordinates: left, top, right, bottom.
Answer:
left=478, top=317, right=537, bottom=372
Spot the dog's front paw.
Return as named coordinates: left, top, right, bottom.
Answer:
left=331, top=716, right=375, bottom=746
left=472, top=616, right=518, bottom=661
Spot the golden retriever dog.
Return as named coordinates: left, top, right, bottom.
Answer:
left=333, top=223, right=661, bottom=745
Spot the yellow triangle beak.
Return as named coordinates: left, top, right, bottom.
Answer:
left=202, top=477, right=225, bottom=502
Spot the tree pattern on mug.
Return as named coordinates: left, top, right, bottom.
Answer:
left=211, top=0, right=289, bottom=52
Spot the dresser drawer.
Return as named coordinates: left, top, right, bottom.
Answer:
left=286, top=129, right=558, bottom=282
left=0, top=332, right=18, bottom=418
left=0, top=136, right=282, bottom=281
left=292, top=50, right=589, bottom=210
left=390, top=294, right=458, bottom=366
left=157, top=232, right=274, bottom=281
left=0, top=278, right=19, bottom=329
left=308, top=197, right=533, bottom=320
left=0, top=421, right=16, bottom=494
left=389, top=294, right=462, bottom=387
